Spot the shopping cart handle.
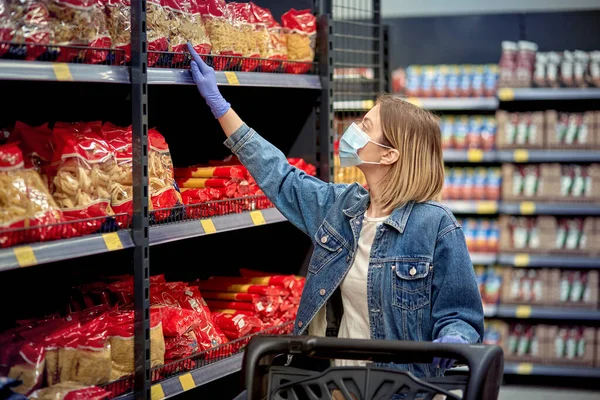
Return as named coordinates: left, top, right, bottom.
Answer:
left=242, top=335, right=503, bottom=400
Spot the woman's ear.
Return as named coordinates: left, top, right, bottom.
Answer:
left=380, top=148, right=399, bottom=165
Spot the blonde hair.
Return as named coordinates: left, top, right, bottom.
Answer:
left=375, top=94, right=444, bottom=211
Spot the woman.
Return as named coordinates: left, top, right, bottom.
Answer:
left=187, top=44, right=484, bottom=379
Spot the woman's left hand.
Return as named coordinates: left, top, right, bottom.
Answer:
left=432, top=335, right=468, bottom=369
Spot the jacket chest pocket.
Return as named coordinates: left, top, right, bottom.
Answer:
left=308, top=225, right=344, bottom=275
left=390, top=260, right=432, bottom=310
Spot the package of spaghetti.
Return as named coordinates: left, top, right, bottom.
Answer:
left=164, top=330, right=199, bottom=360
left=281, top=9, right=315, bottom=74
left=106, top=308, right=164, bottom=380
left=0, top=143, right=64, bottom=248
left=165, top=0, right=211, bottom=64
left=176, top=177, right=237, bottom=189
left=105, top=0, right=131, bottom=64
left=251, top=2, right=287, bottom=72
left=46, top=0, right=112, bottom=63
left=212, top=312, right=262, bottom=339
left=148, top=128, right=182, bottom=222
left=195, top=280, right=290, bottom=297
left=175, top=165, right=247, bottom=180
left=207, top=275, right=298, bottom=290
left=30, top=382, right=110, bottom=400
left=146, top=0, right=170, bottom=66
left=50, top=122, right=115, bottom=236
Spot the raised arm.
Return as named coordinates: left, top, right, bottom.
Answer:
left=187, top=43, right=346, bottom=237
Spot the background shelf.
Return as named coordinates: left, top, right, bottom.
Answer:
left=471, top=253, right=498, bottom=265
left=499, top=88, right=600, bottom=101
left=405, top=97, right=499, bottom=110
left=484, top=304, right=600, bottom=321
left=444, top=200, right=499, bottom=214
left=0, top=60, right=130, bottom=83
left=498, top=253, right=600, bottom=268
left=503, top=363, right=600, bottom=378
left=499, top=202, right=600, bottom=216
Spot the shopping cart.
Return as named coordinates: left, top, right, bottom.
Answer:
left=240, top=336, right=504, bottom=400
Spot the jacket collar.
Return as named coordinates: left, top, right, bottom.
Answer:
left=342, top=189, right=415, bottom=234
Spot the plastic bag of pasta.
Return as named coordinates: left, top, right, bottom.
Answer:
left=0, top=143, right=64, bottom=248
left=7, top=341, right=45, bottom=396
left=251, top=3, right=287, bottom=72
left=50, top=122, right=115, bottom=236
left=30, top=382, right=110, bottom=400
left=166, top=0, right=211, bottom=65
left=148, top=128, right=182, bottom=222
left=105, top=0, right=131, bottom=64
left=281, top=9, right=316, bottom=74
left=200, top=0, right=236, bottom=70
left=101, top=124, right=133, bottom=220
left=46, top=0, right=112, bottom=64
left=226, top=2, right=264, bottom=71
left=147, top=0, right=170, bottom=66
left=1, top=0, right=52, bottom=60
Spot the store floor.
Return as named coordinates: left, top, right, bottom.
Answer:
left=499, top=386, right=600, bottom=400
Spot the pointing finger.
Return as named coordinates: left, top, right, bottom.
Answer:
left=187, top=42, right=211, bottom=74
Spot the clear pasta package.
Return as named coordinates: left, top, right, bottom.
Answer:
left=30, top=382, right=110, bottom=400
left=1, top=0, right=53, bottom=60
left=49, top=122, right=115, bottom=235
left=46, top=0, right=112, bottom=64
left=164, top=0, right=211, bottom=63
left=200, top=0, right=235, bottom=70
left=0, top=143, right=64, bottom=248
left=251, top=2, right=287, bottom=72
left=105, top=0, right=131, bottom=64
left=281, top=8, right=316, bottom=74
left=100, top=123, right=133, bottom=220
left=147, top=0, right=170, bottom=66
left=148, top=128, right=182, bottom=222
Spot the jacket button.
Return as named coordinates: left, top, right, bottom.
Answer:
left=320, top=236, right=328, bottom=243
left=298, top=321, right=303, bottom=328
left=319, top=289, right=326, bottom=296
left=391, top=265, right=396, bottom=270
left=355, top=220, right=360, bottom=225
left=409, top=267, right=417, bottom=276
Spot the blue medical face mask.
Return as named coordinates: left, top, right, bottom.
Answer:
left=338, top=123, right=393, bottom=167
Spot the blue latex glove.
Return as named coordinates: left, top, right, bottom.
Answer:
left=432, top=335, right=468, bottom=370
left=187, top=42, right=231, bottom=119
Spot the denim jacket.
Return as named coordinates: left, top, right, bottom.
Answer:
left=225, top=124, right=484, bottom=378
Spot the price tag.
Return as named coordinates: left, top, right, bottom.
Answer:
left=467, top=149, right=484, bottom=162
left=514, top=253, right=530, bottom=267
left=151, top=384, right=165, bottom=400
left=179, top=373, right=196, bottom=391
left=52, top=63, right=73, bottom=81
left=14, top=246, right=37, bottom=267
left=497, top=88, right=515, bottom=101
left=407, top=98, right=423, bottom=108
left=102, top=232, right=124, bottom=251
left=224, top=71, right=240, bottom=85
left=515, top=305, right=532, bottom=318
left=363, top=100, right=374, bottom=109
left=519, top=201, right=536, bottom=215
left=476, top=201, right=498, bottom=214
left=250, top=210, right=266, bottom=226
left=201, top=219, right=217, bottom=234
left=516, top=363, right=533, bottom=375
left=513, top=149, right=529, bottom=163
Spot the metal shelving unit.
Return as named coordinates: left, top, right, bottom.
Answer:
left=498, top=87, right=600, bottom=101
left=484, top=304, right=600, bottom=321
left=443, top=149, right=600, bottom=163
left=498, top=253, right=600, bottom=269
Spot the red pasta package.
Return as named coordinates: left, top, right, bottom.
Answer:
left=147, top=0, right=170, bottom=66
left=30, top=382, right=110, bottom=400
left=200, top=0, right=235, bottom=70
left=281, top=9, right=316, bottom=74
left=148, top=128, right=182, bottom=222
left=1, top=0, right=52, bottom=60
left=0, top=143, right=64, bottom=248
left=212, top=312, right=262, bottom=340
left=50, top=122, right=115, bottom=235
left=164, top=330, right=199, bottom=360
left=175, top=165, right=248, bottom=180
left=46, top=0, right=112, bottom=64
left=165, top=0, right=211, bottom=64
left=8, top=122, right=53, bottom=177
left=105, top=0, right=131, bottom=64
left=251, top=3, right=287, bottom=72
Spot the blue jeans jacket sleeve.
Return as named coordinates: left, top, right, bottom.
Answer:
left=431, top=227, right=484, bottom=344
left=224, top=123, right=347, bottom=238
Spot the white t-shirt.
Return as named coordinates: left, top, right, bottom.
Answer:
left=335, top=212, right=388, bottom=367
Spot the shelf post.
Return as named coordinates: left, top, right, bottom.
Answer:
left=131, top=0, right=151, bottom=399
left=372, top=0, right=384, bottom=94
left=317, top=0, right=334, bottom=183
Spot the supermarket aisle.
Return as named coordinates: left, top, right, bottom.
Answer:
left=499, top=387, right=600, bottom=400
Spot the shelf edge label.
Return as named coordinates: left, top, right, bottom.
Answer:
left=498, top=88, right=515, bottom=101
left=250, top=210, right=266, bottom=226
left=102, top=232, right=124, bottom=251
left=201, top=219, right=217, bottom=234
left=151, top=384, right=165, bottom=400
left=515, top=305, right=532, bottom=318
left=476, top=201, right=498, bottom=214
left=519, top=201, right=536, bottom=215
left=467, top=149, right=484, bottom=162
left=516, top=362, right=533, bottom=375
left=406, top=98, right=422, bottom=108
left=224, top=71, right=240, bottom=85
left=513, top=253, right=530, bottom=267
left=14, top=246, right=37, bottom=267
left=513, top=149, right=529, bottom=163
left=179, top=373, right=196, bottom=391
left=52, top=63, right=73, bottom=81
